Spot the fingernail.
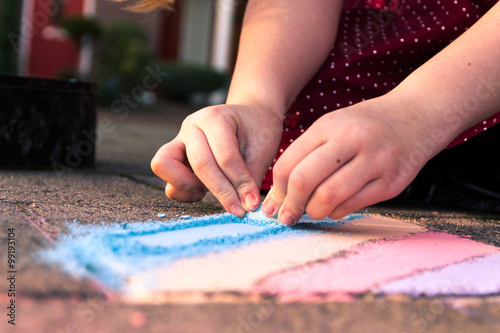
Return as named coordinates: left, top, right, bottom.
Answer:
left=262, top=200, right=277, bottom=217
left=231, top=205, right=246, bottom=218
left=280, top=212, right=297, bottom=226
left=244, top=194, right=259, bottom=211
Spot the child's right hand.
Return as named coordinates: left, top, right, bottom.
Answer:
left=151, top=103, right=283, bottom=217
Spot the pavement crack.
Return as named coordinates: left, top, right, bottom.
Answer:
left=12, top=202, right=59, bottom=243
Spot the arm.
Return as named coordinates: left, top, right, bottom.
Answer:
left=227, top=0, right=343, bottom=114
left=391, top=1, right=500, bottom=142
left=263, top=1, right=500, bottom=224
left=151, top=0, right=344, bottom=216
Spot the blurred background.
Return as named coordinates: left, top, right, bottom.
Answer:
left=0, top=0, right=248, bottom=108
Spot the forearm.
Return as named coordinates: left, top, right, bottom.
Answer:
left=390, top=1, right=500, bottom=147
left=226, top=0, right=343, bottom=116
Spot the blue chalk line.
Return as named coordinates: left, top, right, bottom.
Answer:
left=39, top=212, right=364, bottom=289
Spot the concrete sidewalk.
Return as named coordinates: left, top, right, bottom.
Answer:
left=1, top=101, right=499, bottom=333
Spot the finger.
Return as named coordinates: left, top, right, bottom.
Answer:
left=202, top=122, right=261, bottom=211
left=165, top=183, right=207, bottom=203
left=261, top=129, right=325, bottom=217
left=186, top=128, right=247, bottom=217
left=305, top=156, right=380, bottom=220
left=327, top=178, right=392, bottom=219
left=244, top=115, right=283, bottom=189
left=151, top=139, right=205, bottom=191
left=276, top=143, right=356, bottom=225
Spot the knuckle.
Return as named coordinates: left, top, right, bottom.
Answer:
left=216, top=148, right=238, bottom=170
left=315, top=186, right=337, bottom=206
left=214, top=189, right=238, bottom=208
left=289, top=169, right=310, bottom=193
left=272, top=158, right=290, bottom=184
left=349, top=125, right=371, bottom=145
left=189, top=154, right=211, bottom=171
left=201, top=105, right=230, bottom=122
left=181, top=114, right=195, bottom=129
left=150, top=156, right=162, bottom=175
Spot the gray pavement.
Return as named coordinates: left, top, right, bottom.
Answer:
left=1, top=101, right=500, bottom=333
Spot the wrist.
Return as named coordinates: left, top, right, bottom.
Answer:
left=374, top=91, right=452, bottom=157
left=385, top=82, right=466, bottom=152
left=226, top=91, right=287, bottom=120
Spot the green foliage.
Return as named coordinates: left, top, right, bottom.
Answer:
left=60, top=15, right=101, bottom=47
left=0, top=1, right=22, bottom=75
left=98, top=20, right=154, bottom=105
left=158, top=62, right=227, bottom=102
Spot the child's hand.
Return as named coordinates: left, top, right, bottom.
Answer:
left=151, top=104, right=282, bottom=217
left=262, top=95, right=442, bottom=225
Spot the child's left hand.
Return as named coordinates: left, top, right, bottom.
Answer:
left=261, top=94, right=445, bottom=225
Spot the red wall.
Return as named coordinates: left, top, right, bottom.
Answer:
left=29, top=0, right=84, bottom=78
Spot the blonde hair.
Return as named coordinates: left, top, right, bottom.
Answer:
left=113, top=0, right=176, bottom=12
